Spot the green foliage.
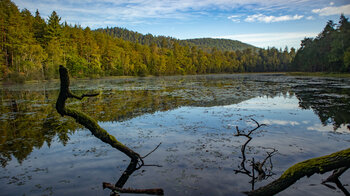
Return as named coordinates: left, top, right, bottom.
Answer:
left=5, top=0, right=345, bottom=83
left=184, top=38, right=256, bottom=52
left=344, top=48, right=350, bottom=71
left=292, top=14, right=350, bottom=72
left=66, top=54, right=88, bottom=77
left=45, top=11, right=62, bottom=42
left=95, top=27, right=256, bottom=52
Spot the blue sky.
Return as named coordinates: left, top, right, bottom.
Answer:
left=13, top=0, right=350, bottom=49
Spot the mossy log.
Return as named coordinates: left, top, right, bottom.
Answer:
left=55, top=65, right=141, bottom=162
left=246, top=148, right=350, bottom=196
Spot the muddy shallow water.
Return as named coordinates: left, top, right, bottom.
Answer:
left=1, top=74, right=350, bottom=196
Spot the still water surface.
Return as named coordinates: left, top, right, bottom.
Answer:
left=0, top=74, right=350, bottom=196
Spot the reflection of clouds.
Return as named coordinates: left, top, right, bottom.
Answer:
left=307, top=124, right=350, bottom=134
left=224, top=95, right=300, bottom=110
left=261, top=119, right=300, bottom=126
left=302, top=120, right=309, bottom=124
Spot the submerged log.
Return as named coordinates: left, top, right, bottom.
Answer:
left=246, top=148, right=350, bottom=196
left=103, top=182, right=164, bottom=195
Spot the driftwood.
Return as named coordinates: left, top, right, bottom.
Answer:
left=245, top=148, right=350, bottom=196
left=103, top=182, right=164, bottom=195
left=56, top=65, right=164, bottom=195
left=56, top=65, right=141, bottom=162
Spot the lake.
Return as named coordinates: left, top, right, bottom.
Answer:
left=1, top=74, right=350, bottom=196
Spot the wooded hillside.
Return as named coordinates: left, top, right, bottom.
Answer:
left=1, top=0, right=349, bottom=83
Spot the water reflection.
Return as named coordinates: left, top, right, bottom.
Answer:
left=293, top=78, right=350, bottom=130
left=0, top=74, right=349, bottom=195
left=1, top=75, right=350, bottom=167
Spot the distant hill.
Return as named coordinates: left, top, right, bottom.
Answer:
left=95, top=27, right=257, bottom=52
left=183, top=38, right=257, bottom=52
left=95, top=27, right=177, bottom=48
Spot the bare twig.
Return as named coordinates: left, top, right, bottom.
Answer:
left=142, top=143, right=162, bottom=159
left=143, top=164, right=163, bottom=167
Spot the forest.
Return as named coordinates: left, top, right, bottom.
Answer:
left=0, top=0, right=349, bottom=83
left=96, top=27, right=256, bottom=52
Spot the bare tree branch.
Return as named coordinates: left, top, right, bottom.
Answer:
left=322, top=167, right=350, bottom=196
left=142, top=143, right=162, bottom=159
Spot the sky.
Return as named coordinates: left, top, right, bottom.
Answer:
left=12, top=0, right=350, bottom=49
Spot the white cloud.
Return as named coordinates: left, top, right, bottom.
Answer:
left=244, top=14, right=304, bottom=23
left=312, top=4, right=350, bottom=16
left=215, top=32, right=318, bottom=49
left=306, top=16, right=314, bottom=20
left=227, top=15, right=241, bottom=22
left=330, top=2, right=334, bottom=6
left=307, top=123, right=350, bottom=133
left=12, top=0, right=328, bottom=28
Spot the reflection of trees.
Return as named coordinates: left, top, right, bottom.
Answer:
left=293, top=84, right=350, bottom=130
left=1, top=75, right=349, bottom=168
left=0, top=76, right=287, bottom=166
left=0, top=90, right=79, bottom=167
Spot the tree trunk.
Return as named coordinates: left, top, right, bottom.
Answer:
left=55, top=65, right=141, bottom=162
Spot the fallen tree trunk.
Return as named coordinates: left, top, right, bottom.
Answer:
left=246, top=148, right=350, bottom=196
left=55, top=65, right=141, bottom=166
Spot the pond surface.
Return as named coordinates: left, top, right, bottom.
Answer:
left=0, top=74, right=350, bottom=196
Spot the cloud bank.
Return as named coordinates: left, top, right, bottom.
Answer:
left=244, top=14, right=304, bottom=23
left=312, top=4, right=350, bottom=16
left=13, top=0, right=331, bottom=28
left=216, top=32, right=318, bottom=49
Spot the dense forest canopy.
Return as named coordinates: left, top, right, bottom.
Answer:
left=95, top=27, right=256, bottom=52
left=183, top=38, right=256, bottom=52
left=293, top=15, right=350, bottom=72
left=0, top=0, right=349, bottom=82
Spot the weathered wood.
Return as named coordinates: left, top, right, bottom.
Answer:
left=56, top=65, right=141, bottom=161
left=103, top=182, right=164, bottom=195
left=245, top=148, right=350, bottom=196
left=56, top=65, right=164, bottom=195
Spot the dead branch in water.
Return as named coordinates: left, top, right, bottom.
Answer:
left=103, top=182, right=164, bottom=195
left=322, top=167, right=350, bottom=196
left=233, top=119, right=277, bottom=190
left=56, top=65, right=163, bottom=195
